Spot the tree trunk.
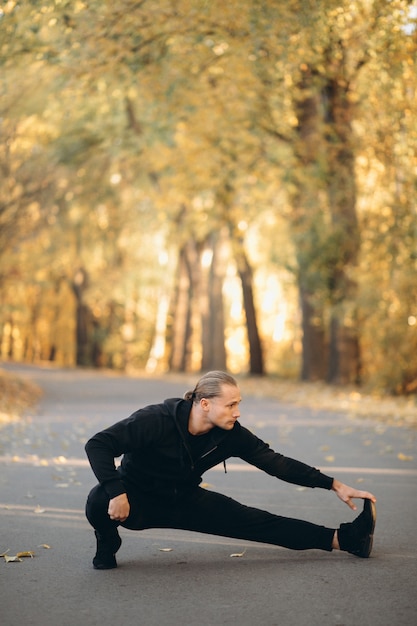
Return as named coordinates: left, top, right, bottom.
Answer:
left=299, top=286, right=327, bottom=380
left=168, top=245, right=194, bottom=372
left=323, top=78, right=361, bottom=384
left=234, top=242, right=264, bottom=375
left=71, top=267, right=93, bottom=366
left=291, top=79, right=328, bottom=380
left=328, top=314, right=360, bottom=384
left=201, top=233, right=227, bottom=372
left=289, top=70, right=361, bottom=384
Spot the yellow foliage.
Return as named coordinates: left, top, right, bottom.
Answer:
left=0, top=0, right=415, bottom=389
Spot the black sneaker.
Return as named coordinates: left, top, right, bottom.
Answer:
left=338, top=498, right=376, bottom=558
left=92, top=530, right=122, bottom=570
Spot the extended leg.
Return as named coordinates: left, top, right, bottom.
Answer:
left=177, top=489, right=376, bottom=557
left=176, top=488, right=335, bottom=551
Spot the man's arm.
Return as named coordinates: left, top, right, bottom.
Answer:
left=85, top=431, right=128, bottom=499
left=233, top=425, right=377, bottom=504
left=235, top=424, right=334, bottom=489
left=85, top=406, right=169, bottom=515
left=85, top=408, right=162, bottom=499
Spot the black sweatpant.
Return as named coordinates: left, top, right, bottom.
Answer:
left=86, top=483, right=335, bottom=552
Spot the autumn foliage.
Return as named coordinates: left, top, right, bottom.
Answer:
left=0, top=0, right=416, bottom=394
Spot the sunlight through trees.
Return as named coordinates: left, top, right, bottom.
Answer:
left=1, top=0, right=416, bottom=393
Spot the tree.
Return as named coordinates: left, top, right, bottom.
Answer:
left=1, top=0, right=415, bottom=393
left=250, top=0, right=416, bottom=385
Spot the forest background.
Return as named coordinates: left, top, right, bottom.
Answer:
left=1, top=0, right=416, bottom=397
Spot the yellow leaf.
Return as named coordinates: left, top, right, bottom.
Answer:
left=230, top=550, right=246, bottom=558
left=325, top=455, right=335, bottom=463
left=34, top=505, right=46, bottom=513
left=398, top=453, right=413, bottom=461
left=38, top=544, right=51, bottom=549
left=16, top=551, right=34, bottom=558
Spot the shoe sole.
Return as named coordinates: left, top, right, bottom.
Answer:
left=93, top=550, right=118, bottom=569
left=93, top=560, right=118, bottom=570
left=360, top=499, right=377, bottom=558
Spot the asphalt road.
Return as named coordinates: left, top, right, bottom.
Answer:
left=1, top=362, right=416, bottom=626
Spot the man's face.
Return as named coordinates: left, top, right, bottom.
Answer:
left=202, top=384, right=242, bottom=431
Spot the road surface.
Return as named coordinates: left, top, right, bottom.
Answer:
left=1, top=363, right=416, bottom=626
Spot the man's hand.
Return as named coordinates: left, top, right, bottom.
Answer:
left=108, top=493, right=130, bottom=522
left=332, top=479, right=376, bottom=511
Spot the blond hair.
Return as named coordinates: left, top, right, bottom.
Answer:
left=184, top=371, right=238, bottom=403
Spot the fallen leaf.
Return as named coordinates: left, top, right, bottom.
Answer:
left=324, top=455, right=335, bottom=463
left=230, top=550, right=246, bottom=558
left=34, top=505, right=46, bottom=514
left=16, top=551, right=34, bottom=558
left=159, top=548, right=173, bottom=552
left=398, top=453, right=414, bottom=462
left=4, top=555, right=22, bottom=563
left=38, top=544, right=51, bottom=549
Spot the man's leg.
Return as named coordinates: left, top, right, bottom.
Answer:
left=85, top=484, right=184, bottom=569
left=86, top=485, right=375, bottom=568
left=177, top=489, right=375, bottom=557
left=86, top=484, right=123, bottom=569
left=176, top=488, right=335, bottom=551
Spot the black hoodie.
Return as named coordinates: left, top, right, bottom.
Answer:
left=85, top=398, right=334, bottom=499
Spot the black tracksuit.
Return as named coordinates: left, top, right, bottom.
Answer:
left=85, top=398, right=335, bottom=552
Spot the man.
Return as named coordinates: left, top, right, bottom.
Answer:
left=85, top=370, right=376, bottom=569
